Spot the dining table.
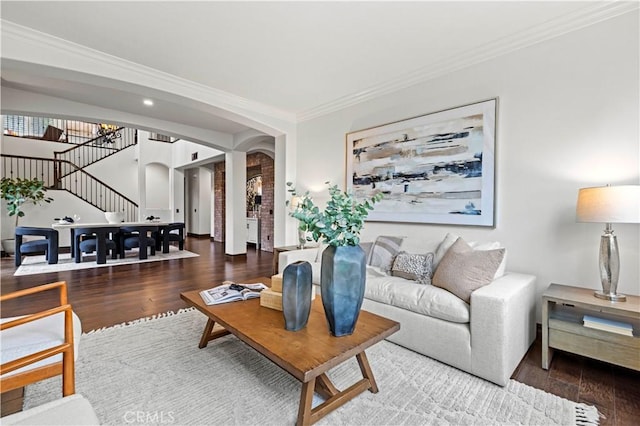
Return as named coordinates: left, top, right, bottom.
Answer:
left=52, top=221, right=170, bottom=259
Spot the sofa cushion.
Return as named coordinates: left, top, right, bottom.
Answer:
left=435, top=232, right=506, bottom=278
left=434, top=232, right=459, bottom=267
left=1, top=394, right=99, bottom=425
left=1, top=311, right=82, bottom=377
left=365, top=272, right=470, bottom=323
left=368, top=236, right=403, bottom=272
left=391, top=251, right=434, bottom=284
left=432, top=237, right=505, bottom=303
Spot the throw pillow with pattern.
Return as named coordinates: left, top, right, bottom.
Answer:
left=391, top=251, right=434, bottom=284
left=368, top=236, right=404, bottom=272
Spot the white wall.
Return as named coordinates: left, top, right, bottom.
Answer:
left=145, top=163, right=170, bottom=209
left=137, top=130, right=172, bottom=220
left=185, top=166, right=212, bottom=235
left=296, top=12, right=640, bottom=318
left=172, top=139, right=224, bottom=169
left=172, top=168, right=185, bottom=223
left=86, top=144, right=138, bottom=203
left=1, top=135, right=68, bottom=157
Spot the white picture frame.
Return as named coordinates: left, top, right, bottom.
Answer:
left=346, top=99, right=497, bottom=227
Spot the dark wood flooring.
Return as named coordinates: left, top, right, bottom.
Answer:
left=1, top=237, right=638, bottom=424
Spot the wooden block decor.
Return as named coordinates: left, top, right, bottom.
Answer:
left=260, top=289, right=283, bottom=311
left=271, top=274, right=283, bottom=293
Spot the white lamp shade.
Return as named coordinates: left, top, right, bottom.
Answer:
left=576, top=185, right=640, bottom=223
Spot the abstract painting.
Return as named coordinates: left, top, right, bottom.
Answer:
left=346, top=99, right=496, bottom=226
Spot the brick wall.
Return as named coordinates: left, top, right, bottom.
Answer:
left=213, top=162, right=225, bottom=243
left=212, top=152, right=274, bottom=252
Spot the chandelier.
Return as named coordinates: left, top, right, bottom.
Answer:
left=97, top=123, right=121, bottom=144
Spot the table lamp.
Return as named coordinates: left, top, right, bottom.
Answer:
left=576, top=185, right=640, bottom=301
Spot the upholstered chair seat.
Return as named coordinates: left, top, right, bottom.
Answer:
left=120, top=225, right=157, bottom=260
left=15, top=227, right=59, bottom=267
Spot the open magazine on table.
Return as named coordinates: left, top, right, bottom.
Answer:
left=199, top=282, right=268, bottom=305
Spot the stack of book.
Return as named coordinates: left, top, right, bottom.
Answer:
left=260, top=274, right=284, bottom=311
left=583, top=315, right=634, bottom=336
left=260, top=273, right=317, bottom=311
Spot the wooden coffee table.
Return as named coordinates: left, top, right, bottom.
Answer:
left=180, top=277, right=400, bottom=426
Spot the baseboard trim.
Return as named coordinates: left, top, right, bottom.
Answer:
left=225, top=253, right=247, bottom=262
left=187, top=233, right=210, bottom=239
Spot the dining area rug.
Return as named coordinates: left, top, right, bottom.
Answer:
left=14, top=246, right=199, bottom=276
left=23, top=308, right=600, bottom=425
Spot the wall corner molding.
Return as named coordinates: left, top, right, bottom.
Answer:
left=296, top=2, right=639, bottom=122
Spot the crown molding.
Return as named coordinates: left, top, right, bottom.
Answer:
left=297, top=1, right=639, bottom=122
left=2, top=1, right=637, bottom=127
left=0, top=20, right=297, bottom=126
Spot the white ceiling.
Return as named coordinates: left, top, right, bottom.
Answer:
left=0, top=1, right=627, bottom=136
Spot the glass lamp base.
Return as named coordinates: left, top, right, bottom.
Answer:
left=594, top=291, right=627, bottom=302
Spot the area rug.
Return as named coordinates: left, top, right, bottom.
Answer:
left=14, top=247, right=199, bottom=276
left=24, top=309, right=599, bottom=425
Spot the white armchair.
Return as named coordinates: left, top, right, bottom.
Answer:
left=1, top=281, right=99, bottom=425
left=1, top=281, right=80, bottom=396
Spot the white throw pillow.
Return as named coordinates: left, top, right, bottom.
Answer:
left=471, top=241, right=507, bottom=279
left=434, top=233, right=458, bottom=268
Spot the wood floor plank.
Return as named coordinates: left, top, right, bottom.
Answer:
left=549, top=352, right=583, bottom=386
left=546, top=377, right=579, bottom=402
left=579, top=359, right=615, bottom=409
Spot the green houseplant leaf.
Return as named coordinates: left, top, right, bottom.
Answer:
left=288, top=182, right=383, bottom=247
left=1, top=177, right=53, bottom=228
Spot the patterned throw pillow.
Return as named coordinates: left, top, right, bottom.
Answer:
left=432, top=237, right=505, bottom=303
left=391, top=251, right=434, bottom=284
left=368, top=236, right=404, bottom=272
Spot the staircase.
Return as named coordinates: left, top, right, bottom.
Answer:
left=55, top=127, right=137, bottom=174
left=2, top=116, right=139, bottom=220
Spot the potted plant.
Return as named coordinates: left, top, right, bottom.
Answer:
left=1, top=177, right=53, bottom=254
left=288, top=181, right=383, bottom=336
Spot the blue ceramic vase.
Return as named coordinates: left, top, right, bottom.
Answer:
left=282, top=260, right=313, bottom=331
left=320, top=245, right=366, bottom=337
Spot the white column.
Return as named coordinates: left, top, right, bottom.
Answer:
left=225, top=151, right=247, bottom=255
left=137, top=139, right=146, bottom=222
left=198, top=167, right=212, bottom=235
left=171, top=168, right=185, bottom=223
left=274, top=134, right=287, bottom=247
left=274, top=129, right=299, bottom=247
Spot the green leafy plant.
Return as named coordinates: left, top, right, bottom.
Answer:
left=0, top=177, right=53, bottom=227
left=287, top=181, right=383, bottom=247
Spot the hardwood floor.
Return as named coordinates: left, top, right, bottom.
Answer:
left=512, top=332, right=639, bottom=426
left=1, top=237, right=638, bottom=424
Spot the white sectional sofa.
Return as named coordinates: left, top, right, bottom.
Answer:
left=279, top=234, right=537, bottom=386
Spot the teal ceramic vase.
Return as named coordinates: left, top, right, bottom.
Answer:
left=320, top=245, right=366, bottom=337
left=282, top=260, right=313, bottom=331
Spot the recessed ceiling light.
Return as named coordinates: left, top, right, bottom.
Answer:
left=143, top=99, right=154, bottom=106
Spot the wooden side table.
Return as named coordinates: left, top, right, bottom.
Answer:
left=542, top=283, right=640, bottom=371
